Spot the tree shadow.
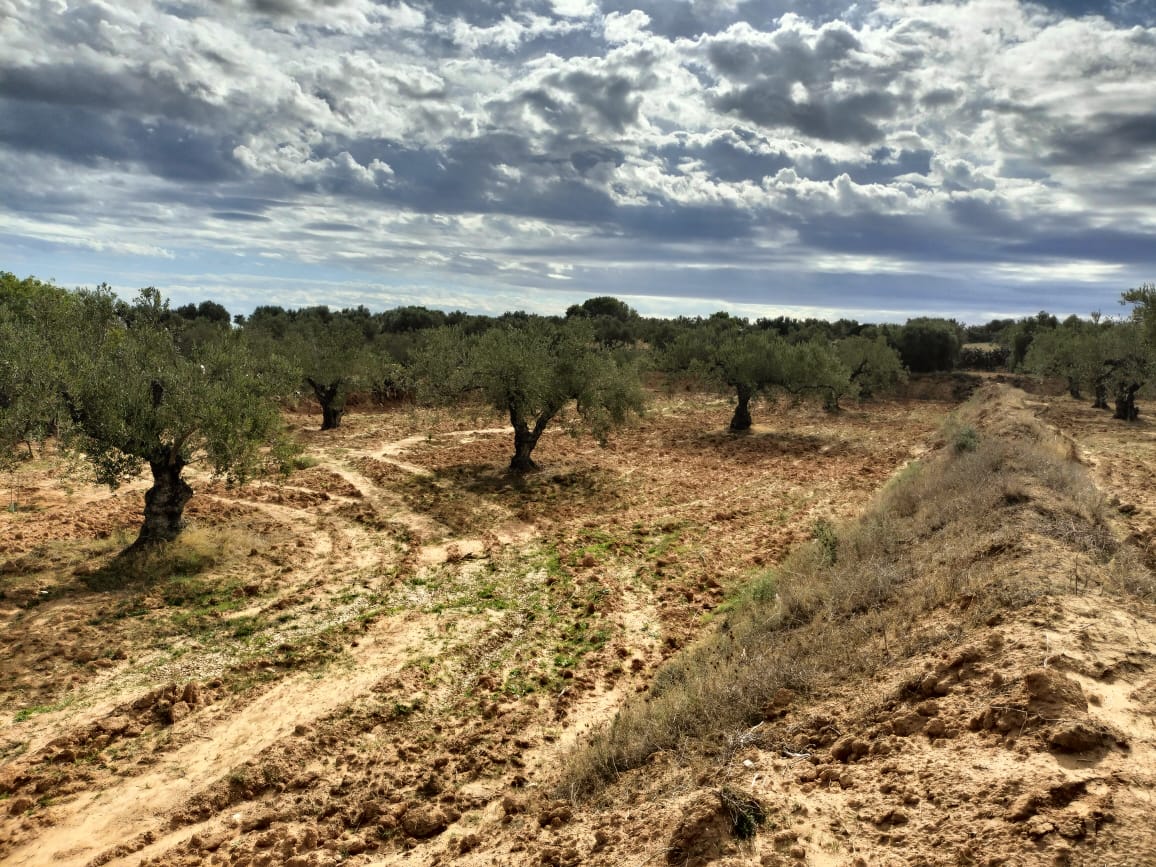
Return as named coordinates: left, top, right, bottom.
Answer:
left=400, top=461, right=617, bottom=535
left=79, top=540, right=216, bottom=591
left=685, top=427, right=835, bottom=458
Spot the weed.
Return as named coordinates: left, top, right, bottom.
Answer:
left=811, top=518, right=838, bottom=566
left=13, top=704, right=59, bottom=723
left=953, top=425, right=980, bottom=453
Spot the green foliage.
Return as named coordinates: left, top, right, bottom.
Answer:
left=245, top=308, right=371, bottom=429
left=58, top=287, right=291, bottom=488
left=958, top=343, right=1010, bottom=371
left=952, top=425, right=980, bottom=453
left=836, top=334, right=908, bottom=398
left=0, top=273, right=73, bottom=467
left=2, top=276, right=293, bottom=546
left=663, top=321, right=853, bottom=425
left=1004, top=311, right=1060, bottom=370
left=893, top=317, right=962, bottom=373
left=413, top=317, right=645, bottom=470
left=1122, top=282, right=1156, bottom=347
left=1025, top=316, right=1150, bottom=418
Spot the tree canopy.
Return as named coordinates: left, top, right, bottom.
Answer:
left=663, top=320, right=854, bottom=430
left=2, top=279, right=292, bottom=548
left=414, top=317, right=645, bottom=471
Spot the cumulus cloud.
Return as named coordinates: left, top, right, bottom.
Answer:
left=1, top=0, right=1154, bottom=320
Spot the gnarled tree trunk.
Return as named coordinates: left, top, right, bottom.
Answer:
left=307, top=378, right=344, bottom=430
left=729, top=384, right=754, bottom=432
left=508, top=407, right=554, bottom=473
left=1092, top=379, right=1109, bottom=410
left=135, top=457, right=193, bottom=547
left=1114, top=382, right=1140, bottom=421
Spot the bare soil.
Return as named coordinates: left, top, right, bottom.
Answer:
left=1, top=390, right=1154, bottom=867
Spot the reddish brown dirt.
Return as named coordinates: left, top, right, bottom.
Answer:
left=1, top=390, right=1153, bottom=867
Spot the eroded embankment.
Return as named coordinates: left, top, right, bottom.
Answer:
left=556, top=384, right=1156, bottom=867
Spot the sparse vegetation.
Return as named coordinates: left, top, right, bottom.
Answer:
left=561, top=386, right=1149, bottom=798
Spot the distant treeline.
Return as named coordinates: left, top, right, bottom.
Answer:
left=2, top=271, right=1154, bottom=550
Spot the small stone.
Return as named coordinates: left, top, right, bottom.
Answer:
left=168, top=701, right=191, bottom=724
left=98, top=715, right=131, bottom=735
left=401, top=804, right=448, bottom=839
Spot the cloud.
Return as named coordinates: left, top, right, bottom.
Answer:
left=1, top=0, right=1154, bottom=322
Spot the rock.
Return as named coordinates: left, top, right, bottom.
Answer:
left=890, top=712, right=926, bottom=737
left=915, top=700, right=939, bottom=717
left=241, top=810, right=277, bottom=832
left=830, top=736, right=869, bottom=763
left=925, top=718, right=950, bottom=739
left=1049, top=720, right=1125, bottom=753
left=918, top=674, right=949, bottom=697
left=182, top=682, right=202, bottom=706
left=188, top=830, right=228, bottom=852
left=537, top=802, right=574, bottom=828
left=1024, top=669, right=1087, bottom=717
left=666, top=793, right=734, bottom=867
left=97, top=715, right=131, bottom=735
left=168, top=700, right=191, bottom=724
left=401, top=804, right=448, bottom=839
left=870, top=808, right=908, bottom=828
left=8, top=796, right=34, bottom=816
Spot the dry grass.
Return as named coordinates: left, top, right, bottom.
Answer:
left=560, top=385, right=1154, bottom=800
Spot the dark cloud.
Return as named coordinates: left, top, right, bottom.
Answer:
left=804, top=148, right=933, bottom=184
left=303, top=221, right=362, bottom=232
left=600, top=0, right=853, bottom=40
left=0, top=100, right=240, bottom=182
left=211, top=211, right=271, bottom=222
left=706, top=23, right=907, bottom=143
left=1043, top=112, right=1156, bottom=166
left=715, top=88, right=898, bottom=144
left=1007, top=228, right=1156, bottom=266
left=209, top=0, right=362, bottom=17
left=545, top=70, right=645, bottom=133
left=0, top=62, right=216, bottom=120
left=657, top=130, right=794, bottom=182
left=1029, top=0, right=1156, bottom=25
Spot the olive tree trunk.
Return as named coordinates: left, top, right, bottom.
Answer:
left=135, top=457, right=193, bottom=547
left=729, top=384, right=754, bottom=432
left=307, top=378, right=344, bottom=430
left=509, top=407, right=555, bottom=473
left=1114, top=382, right=1140, bottom=421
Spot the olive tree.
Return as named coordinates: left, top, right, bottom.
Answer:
left=664, top=323, right=853, bottom=430
left=0, top=274, right=72, bottom=466
left=246, top=307, right=369, bottom=430
left=835, top=335, right=908, bottom=402
left=40, top=285, right=291, bottom=548
left=414, top=317, right=645, bottom=472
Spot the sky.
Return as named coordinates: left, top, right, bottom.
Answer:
left=2, top=0, right=1155, bottom=324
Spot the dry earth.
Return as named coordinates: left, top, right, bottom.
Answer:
left=0, top=387, right=1153, bottom=867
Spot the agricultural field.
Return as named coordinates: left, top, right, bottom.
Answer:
left=1, top=385, right=1155, bottom=867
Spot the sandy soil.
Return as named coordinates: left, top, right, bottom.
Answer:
left=0, top=389, right=1153, bottom=867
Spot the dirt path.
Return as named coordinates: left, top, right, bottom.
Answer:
left=3, top=614, right=434, bottom=867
